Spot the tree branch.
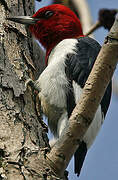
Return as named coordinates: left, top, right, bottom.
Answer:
left=46, top=14, right=118, bottom=177
left=85, top=9, right=118, bottom=36
left=70, top=0, right=93, bottom=37
left=85, top=8, right=118, bottom=98
left=113, top=78, right=118, bottom=97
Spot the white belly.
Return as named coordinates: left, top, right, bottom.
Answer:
left=36, top=56, right=69, bottom=136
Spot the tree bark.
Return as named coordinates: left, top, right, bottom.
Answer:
left=0, top=1, right=50, bottom=179
left=1, top=0, right=118, bottom=180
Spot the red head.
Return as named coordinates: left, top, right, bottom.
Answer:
left=7, top=4, right=83, bottom=63
left=29, top=4, right=83, bottom=58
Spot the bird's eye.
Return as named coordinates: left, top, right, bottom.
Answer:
left=44, top=11, right=54, bottom=18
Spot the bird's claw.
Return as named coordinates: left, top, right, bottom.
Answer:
left=25, top=78, right=35, bottom=89
left=25, top=78, right=40, bottom=92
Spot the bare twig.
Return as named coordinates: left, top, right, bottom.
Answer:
left=53, top=0, right=69, bottom=6
left=113, top=79, right=118, bottom=97
left=85, top=9, right=118, bottom=36
left=85, top=21, right=101, bottom=36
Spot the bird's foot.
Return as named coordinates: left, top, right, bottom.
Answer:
left=25, top=78, right=40, bottom=92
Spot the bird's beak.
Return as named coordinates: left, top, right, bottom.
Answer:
left=6, top=16, right=40, bottom=25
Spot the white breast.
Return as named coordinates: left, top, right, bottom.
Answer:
left=36, top=39, right=77, bottom=135
left=37, top=39, right=77, bottom=108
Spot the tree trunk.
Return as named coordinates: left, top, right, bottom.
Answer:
left=1, top=1, right=118, bottom=180
left=0, top=1, right=51, bottom=179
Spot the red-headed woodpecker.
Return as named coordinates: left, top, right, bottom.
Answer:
left=7, top=4, right=112, bottom=177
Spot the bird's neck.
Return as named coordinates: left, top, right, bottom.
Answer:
left=45, top=35, right=84, bottom=65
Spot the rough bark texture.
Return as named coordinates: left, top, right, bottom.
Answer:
left=0, top=1, right=52, bottom=180
left=1, top=0, right=118, bottom=180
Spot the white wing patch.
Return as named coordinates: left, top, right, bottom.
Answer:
left=73, top=81, right=104, bottom=149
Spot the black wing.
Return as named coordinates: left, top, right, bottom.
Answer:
left=66, top=36, right=101, bottom=88
left=65, top=36, right=112, bottom=176
left=65, top=36, right=112, bottom=117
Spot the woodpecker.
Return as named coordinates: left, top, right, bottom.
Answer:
left=7, top=4, right=112, bottom=177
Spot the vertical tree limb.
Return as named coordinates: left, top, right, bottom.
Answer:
left=0, top=1, right=49, bottom=179
left=70, top=0, right=93, bottom=37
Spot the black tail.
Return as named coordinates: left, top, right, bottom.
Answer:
left=74, top=141, right=87, bottom=177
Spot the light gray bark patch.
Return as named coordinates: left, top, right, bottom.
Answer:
left=0, top=0, right=10, bottom=12
left=0, top=42, right=25, bottom=97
